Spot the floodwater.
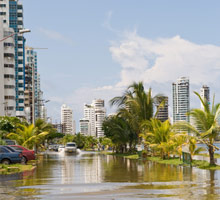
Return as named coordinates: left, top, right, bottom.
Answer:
left=0, top=151, right=220, bottom=200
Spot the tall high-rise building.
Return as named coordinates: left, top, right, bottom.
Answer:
left=81, top=99, right=106, bottom=138
left=61, top=104, right=74, bottom=135
left=0, top=0, right=26, bottom=118
left=93, top=99, right=106, bottom=138
left=172, top=77, right=190, bottom=123
left=0, top=19, right=16, bottom=116
left=155, top=96, right=168, bottom=122
left=200, top=85, right=210, bottom=110
left=83, top=104, right=95, bottom=136
left=24, top=46, right=41, bottom=123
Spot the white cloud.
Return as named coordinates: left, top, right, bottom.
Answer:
left=110, top=32, right=220, bottom=88
left=46, top=31, right=220, bottom=131
left=38, top=27, right=74, bottom=46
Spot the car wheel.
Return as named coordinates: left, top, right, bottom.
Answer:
left=2, top=159, right=10, bottom=165
left=21, top=156, right=27, bottom=164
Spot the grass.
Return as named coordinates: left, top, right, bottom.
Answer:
left=105, top=152, right=220, bottom=170
left=0, top=164, right=34, bottom=175
left=147, top=157, right=183, bottom=165
left=196, top=153, right=220, bottom=158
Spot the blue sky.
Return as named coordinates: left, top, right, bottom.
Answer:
left=21, top=0, right=220, bottom=130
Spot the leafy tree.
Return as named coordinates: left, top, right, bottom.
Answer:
left=61, top=134, right=75, bottom=145
left=0, top=116, right=22, bottom=138
left=84, top=136, right=98, bottom=150
left=73, top=133, right=86, bottom=148
left=103, top=115, right=137, bottom=153
left=100, top=137, right=113, bottom=150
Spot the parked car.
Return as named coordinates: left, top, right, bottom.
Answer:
left=9, top=145, right=35, bottom=164
left=0, top=146, right=22, bottom=164
left=2, top=139, right=16, bottom=145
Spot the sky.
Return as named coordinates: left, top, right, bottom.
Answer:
left=21, top=0, right=220, bottom=131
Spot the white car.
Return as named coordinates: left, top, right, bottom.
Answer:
left=58, top=145, right=65, bottom=152
left=64, top=142, right=77, bottom=153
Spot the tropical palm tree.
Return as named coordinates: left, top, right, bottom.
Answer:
left=188, top=137, right=206, bottom=161
left=174, top=91, right=220, bottom=165
left=7, top=124, right=49, bottom=150
left=110, top=82, right=159, bottom=141
left=141, top=119, right=175, bottom=159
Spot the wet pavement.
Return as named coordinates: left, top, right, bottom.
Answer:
left=1, top=151, right=220, bottom=199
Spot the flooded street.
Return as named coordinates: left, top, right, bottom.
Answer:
left=1, top=152, right=220, bottom=199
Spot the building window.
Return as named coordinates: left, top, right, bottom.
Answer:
left=5, top=106, right=15, bottom=111
left=4, top=85, right=15, bottom=89
left=4, top=43, right=14, bottom=47
left=5, top=96, right=15, bottom=100
left=4, top=53, right=14, bottom=58
left=4, top=64, right=14, bottom=68
left=4, top=74, right=14, bottom=79
left=0, top=4, right=6, bottom=7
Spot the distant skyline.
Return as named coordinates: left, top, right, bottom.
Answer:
left=21, top=0, right=220, bottom=131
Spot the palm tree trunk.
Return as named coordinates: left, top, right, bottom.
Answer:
left=208, top=145, right=215, bottom=165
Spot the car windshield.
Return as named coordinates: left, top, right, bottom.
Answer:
left=11, top=146, right=23, bottom=151
left=66, top=144, right=76, bottom=147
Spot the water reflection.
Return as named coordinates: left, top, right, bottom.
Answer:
left=0, top=152, right=220, bottom=199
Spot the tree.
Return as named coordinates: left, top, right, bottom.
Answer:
left=74, top=133, right=86, bottom=149
left=100, top=137, right=113, bottom=150
left=84, top=136, right=98, bottom=150
left=103, top=115, right=137, bottom=153
left=174, top=92, right=220, bottom=165
left=0, top=116, right=22, bottom=139
left=61, top=134, right=75, bottom=145
left=188, top=137, right=206, bottom=161
left=7, top=124, right=49, bottom=150
left=141, top=119, right=175, bottom=159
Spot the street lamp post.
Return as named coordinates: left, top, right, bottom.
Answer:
left=0, top=29, right=30, bottom=42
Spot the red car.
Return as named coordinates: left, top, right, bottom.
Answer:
left=9, top=145, right=35, bottom=164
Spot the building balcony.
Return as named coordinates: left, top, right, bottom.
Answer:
left=17, top=40, right=23, bottom=45
left=18, top=87, right=24, bottom=91
left=18, top=48, right=23, bottom=52
left=18, top=79, right=24, bottom=84
left=16, top=110, right=24, bottom=117
left=17, top=25, right=23, bottom=29
left=18, top=95, right=24, bottom=99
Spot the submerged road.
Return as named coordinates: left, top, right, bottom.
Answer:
left=0, top=151, right=220, bottom=199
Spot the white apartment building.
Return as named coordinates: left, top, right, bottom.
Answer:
left=0, top=19, right=16, bottom=116
left=61, top=104, right=74, bottom=135
left=200, top=85, right=210, bottom=110
left=93, top=99, right=106, bottom=138
left=172, top=77, right=190, bottom=123
left=79, top=118, right=90, bottom=135
left=84, top=104, right=95, bottom=136
left=82, top=99, right=106, bottom=138
left=0, top=0, right=26, bottom=118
